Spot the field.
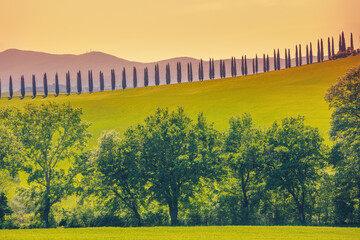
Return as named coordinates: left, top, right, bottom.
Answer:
left=1, top=56, right=360, bottom=146
left=1, top=226, right=359, bottom=240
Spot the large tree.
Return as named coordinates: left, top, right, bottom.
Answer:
left=325, top=65, right=360, bottom=224
left=265, top=116, right=325, bottom=224
left=0, top=102, right=91, bottom=228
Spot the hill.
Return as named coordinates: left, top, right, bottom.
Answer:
left=0, top=55, right=359, bottom=147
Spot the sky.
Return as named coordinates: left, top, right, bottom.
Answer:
left=0, top=0, right=359, bottom=62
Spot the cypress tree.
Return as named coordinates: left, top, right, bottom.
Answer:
left=244, top=56, right=248, bottom=76
left=310, top=43, right=313, bottom=64
left=350, top=32, right=354, bottom=50
left=77, top=71, right=82, bottom=94
left=55, top=72, right=59, bottom=96
left=285, top=49, right=288, bottom=68
left=321, top=39, right=324, bottom=62
left=241, top=56, right=244, bottom=75
left=273, top=49, right=277, bottom=71
left=111, top=69, right=116, bottom=90
left=133, top=67, right=137, bottom=88
left=189, top=62, right=193, bottom=82
left=288, top=49, right=291, bottom=68
left=255, top=54, right=258, bottom=73
left=266, top=54, right=270, bottom=72
left=317, top=40, right=320, bottom=62
left=43, top=73, right=48, bottom=98
left=299, top=44, right=302, bottom=66
left=99, top=71, right=104, bottom=92
left=306, top=45, right=309, bottom=64
left=332, top=37, right=335, bottom=56
left=209, top=58, right=212, bottom=80
left=66, top=71, right=71, bottom=95
left=20, top=75, right=25, bottom=99
left=263, top=54, right=266, bottom=72
left=252, top=59, right=255, bottom=74
left=9, top=76, right=13, bottom=100
left=212, top=59, right=215, bottom=79
left=277, top=49, right=280, bottom=70
left=166, top=64, right=171, bottom=84
left=88, top=70, right=93, bottom=93
left=222, top=60, right=225, bottom=78
left=122, top=67, right=127, bottom=89
left=328, top=37, right=331, bottom=60
left=231, top=57, right=234, bottom=77
left=144, top=67, right=149, bottom=87
left=155, top=64, right=160, bottom=86
left=198, top=62, right=201, bottom=81
left=220, top=60, right=223, bottom=78
left=32, top=75, right=36, bottom=98
left=233, top=57, right=237, bottom=76
left=296, top=45, right=299, bottom=66
left=177, top=62, right=182, bottom=83
left=200, top=59, right=204, bottom=81
left=187, top=63, right=190, bottom=82
left=342, top=31, right=346, bottom=51
left=339, top=34, right=342, bottom=52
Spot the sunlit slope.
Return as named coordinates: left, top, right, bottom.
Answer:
left=1, top=55, right=360, bottom=145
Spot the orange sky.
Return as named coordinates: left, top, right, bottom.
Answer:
left=0, top=0, right=359, bottom=62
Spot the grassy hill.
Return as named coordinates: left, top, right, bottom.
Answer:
left=1, top=55, right=360, bottom=146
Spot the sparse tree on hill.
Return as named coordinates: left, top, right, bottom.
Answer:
left=155, top=64, right=160, bottom=86
left=277, top=49, right=280, bottom=70
left=241, top=56, right=244, bottom=75
left=244, top=56, right=248, bottom=76
left=350, top=32, right=354, bottom=50
left=187, top=62, right=193, bottom=82
left=341, top=31, right=346, bottom=51
left=220, top=60, right=223, bottom=78
left=200, top=59, right=204, bottom=81
left=8, top=76, right=13, bottom=100
left=339, top=34, right=342, bottom=52
left=285, top=49, right=288, bottom=68
left=133, top=67, right=137, bottom=88
left=255, top=54, right=258, bottom=73
left=222, top=60, right=226, bottom=78
left=32, top=75, right=36, bottom=98
left=310, top=43, right=313, bottom=64
left=209, top=59, right=212, bottom=79
left=77, top=71, right=82, bottom=94
left=55, top=73, right=59, bottom=97
left=317, top=40, right=321, bottom=62
left=111, top=69, right=116, bottom=91
left=273, top=50, right=277, bottom=71
left=306, top=45, right=309, bottom=64
left=99, top=71, right=104, bottom=92
left=321, top=39, right=324, bottom=62
left=43, top=73, right=48, bottom=98
left=190, top=62, right=193, bottom=82
left=231, top=58, right=233, bottom=77
left=122, top=67, right=127, bottom=89
left=20, top=75, right=25, bottom=99
left=288, top=49, right=291, bottom=68
left=252, top=59, right=255, bottom=74
left=328, top=37, right=331, bottom=59
left=177, top=62, right=182, bottom=83
left=296, top=45, right=299, bottom=66
left=88, top=70, right=93, bottom=94
left=144, top=67, right=149, bottom=87
left=263, top=54, right=266, bottom=72
left=166, top=64, right=171, bottom=84
left=332, top=37, right=335, bottom=56
left=267, top=54, right=270, bottom=72
left=233, top=57, right=237, bottom=76
left=66, top=71, right=71, bottom=95
left=299, top=44, right=302, bottom=66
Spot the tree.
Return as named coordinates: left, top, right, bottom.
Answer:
left=209, top=58, right=212, bottom=80
left=306, top=45, right=309, bottom=65
left=341, top=31, right=346, bottom=51
left=43, top=73, right=48, bottom=98
left=288, top=49, right=291, bottom=68
left=244, top=56, right=248, bottom=76
left=252, top=59, right=255, bottom=74
left=222, top=60, right=226, bottom=78
left=266, top=54, right=270, bottom=72
left=220, top=60, right=223, bottom=78
left=296, top=45, right=299, bottom=66
left=144, top=67, right=149, bottom=87
left=255, top=54, right=258, bottom=74
left=20, top=75, right=25, bottom=99
left=77, top=71, right=82, bottom=94
left=122, top=68, right=127, bottom=89
left=263, top=54, right=266, bottom=72
left=0, top=102, right=91, bottom=228
left=198, top=63, right=201, bottom=81
left=231, top=58, right=234, bottom=77
left=66, top=71, right=71, bottom=95
left=133, top=67, right=137, bottom=88
left=155, top=64, right=160, bottom=86
left=328, top=37, right=331, bottom=60
left=233, top=57, right=237, bottom=76
left=55, top=73, right=59, bottom=97
left=177, top=62, right=182, bottom=83
left=111, top=69, right=116, bottom=91
left=88, top=70, right=93, bottom=94
left=223, top=113, right=265, bottom=224
left=91, top=130, right=146, bottom=226
left=321, top=39, right=324, bottom=62
left=273, top=50, right=277, bottom=71
left=138, top=108, right=220, bottom=225
left=325, top=65, right=360, bottom=224
left=332, top=37, right=335, bottom=56
left=32, top=75, right=36, bottom=99
left=310, top=43, right=313, bottom=64
left=187, top=63, right=193, bottom=82
left=166, top=64, right=171, bottom=85
left=8, top=76, right=13, bottom=100
left=350, top=32, right=354, bottom=50
left=99, top=71, right=104, bottom=92
left=299, top=44, right=302, bottom=66
left=317, top=40, right=321, bottom=63
left=339, top=34, right=342, bottom=52
left=277, top=49, right=280, bottom=70
left=265, top=116, right=325, bottom=224
left=285, top=49, right=288, bottom=68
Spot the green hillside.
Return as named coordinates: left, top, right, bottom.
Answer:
left=1, top=55, right=360, bottom=146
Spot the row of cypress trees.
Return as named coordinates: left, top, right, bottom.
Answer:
left=1, top=32, right=356, bottom=99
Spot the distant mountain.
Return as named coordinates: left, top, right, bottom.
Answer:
left=0, top=49, right=322, bottom=91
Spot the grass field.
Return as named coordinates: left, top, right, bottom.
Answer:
left=1, top=56, right=360, bottom=147
left=1, top=226, right=359, bottom=240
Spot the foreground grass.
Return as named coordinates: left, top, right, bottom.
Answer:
left=1, top=56, right=360, bottom=147
left=1, top=226, right=359, bottom=240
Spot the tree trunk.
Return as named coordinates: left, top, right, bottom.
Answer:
left=169, top=198, right=178, bottom=226
left=43, top=190, right=50, bottom=228
left=132, top=204, right=142, bottom=227
left=298, top=204, right=305, bottom=225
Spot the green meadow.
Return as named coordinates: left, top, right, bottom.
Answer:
left=1, top=226, right=359, bottom=240
left=1, top=56, right=360, bottom=146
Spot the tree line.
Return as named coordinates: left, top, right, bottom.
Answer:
left=0, top=65, right=359, bottom=229
left=1, top=32, right=358, bottom=100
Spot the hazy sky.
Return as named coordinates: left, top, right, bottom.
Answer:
left=0, top=0, right=359, bottom=62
